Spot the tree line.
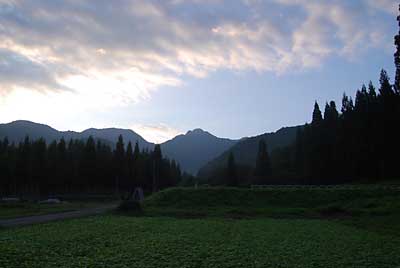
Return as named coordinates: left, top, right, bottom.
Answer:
left=292, top=69, right=399, bottom=184
left=226, top=69, right=400, bottom=185
left=224, top=7, right=400, bottom=186
left=0, top=135, right=182, bottom=197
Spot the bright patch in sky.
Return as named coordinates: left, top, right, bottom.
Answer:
left=132, top=124, right=183, bottom=144
left=0, top=0, right=398, bottom=141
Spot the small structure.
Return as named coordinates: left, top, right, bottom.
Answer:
left=132, top=187, right=144, bottom=203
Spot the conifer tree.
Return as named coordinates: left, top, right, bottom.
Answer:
left=368, top=81, right=377, bottom=104
left=394, top=4, right=400, bottom=94
left=254, top=139, right=271, bottom=182
left=133, top=141, right=141, bottom=187
left=114, top=135, right=125, bottom=194
left=341, top=93, right=354, bottom=116
left=294, top=128, right=304, bottom=177
left=227, top=152, right=238, bottom=187
left=31, top=138, right=46, bottom=196
left=133, top=141, right=140, bottom=160
left=152, top=144, right=162, bottom=192
left=126, top=141, right=135, bottom=190
left=379, top=69, right=394, bottom=98
left=57, top=138, right=68, bottom=191
left=312, top=102, right=323, bottom=126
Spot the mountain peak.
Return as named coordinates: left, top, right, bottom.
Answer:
left=186, top=128, right=208, bottom=136
left=9, top=120, right=50, bottom=127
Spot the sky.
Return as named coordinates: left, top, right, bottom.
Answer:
left=0, top=0, right=398, bottom=143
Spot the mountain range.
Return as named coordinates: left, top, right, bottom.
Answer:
left=0, top=121, right=299, bottom=176
left=0, top=121, right=237, bottom=175
left=0, top=120, right=152, bottom=149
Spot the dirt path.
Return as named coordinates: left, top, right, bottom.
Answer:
left=0, top=205, right=117, bottom=228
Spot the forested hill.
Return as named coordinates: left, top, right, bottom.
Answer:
left=161, top=129, right=237, bottom=175
left=198, top=126, right=299, bottom=178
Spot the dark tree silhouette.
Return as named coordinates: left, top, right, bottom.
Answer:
left=254, top=139, right=271, bottom=183
left=312, top=102, right=323, bottom=126
left=395, top=4, right=400, bottom=93
left=152, top=144, right=162, bottom=192
left=113, top=135, right=125, bottom=194
left=0, top=136, right=181, bottom=197
left=227, top=152, right=238, bottom=187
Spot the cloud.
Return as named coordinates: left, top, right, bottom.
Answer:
left=367, top=0, right=398, bottom=15
left=132, top=123, right=183, bottom=144
left=270, top=0, right=396, bottom=65
left=0, top=0, right=397, bottom=103
left=0, top=48, right=70, bottom=94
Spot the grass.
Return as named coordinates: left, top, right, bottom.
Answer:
left=143, top=187, right=400, bottom=220
left=1, top=187, right=399, bottom=267
left=0, top=201, right=117, bottom=220
left=0, top=215, right=399, bottom=268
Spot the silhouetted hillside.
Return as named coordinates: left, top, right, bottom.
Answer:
left=198, top=126, right=300, bottom=178
left=0, top=120, right=72, bottom=142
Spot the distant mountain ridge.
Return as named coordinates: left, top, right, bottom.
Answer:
left=0, top=120, right=153, bottom=150
left=0, top=120, right=238, bottom=175
left=198, top=126, right=300, bottom=178
left=161, top=128, right=237, bottom=175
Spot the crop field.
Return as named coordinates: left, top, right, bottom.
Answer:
left=1, top=215, right=400, bottom=268
left=1, top=187, right=399, bottom=268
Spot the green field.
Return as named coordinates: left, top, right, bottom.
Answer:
left=1, top=187, right=399, bottom=267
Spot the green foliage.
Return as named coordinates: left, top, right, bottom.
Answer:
left=143, top=187, right=400, bottom=218
left=1, top=215, right=399, bottom=268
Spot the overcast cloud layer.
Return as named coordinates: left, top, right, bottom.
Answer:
left=0, top=0, right=398, bottom=141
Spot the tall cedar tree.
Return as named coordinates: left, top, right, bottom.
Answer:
left=126, top=141, right=135, bottom=192
left=254, top=139, right=271, bottom=183
left=227, top=152, right=238, bottom=187
left=152, top=144, right=162, bottom=192
left=395, top=4, right=400, bottom=94
left=312, top=102, right=323, bottom=126
left=114, top=135, right=125, bottom=194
